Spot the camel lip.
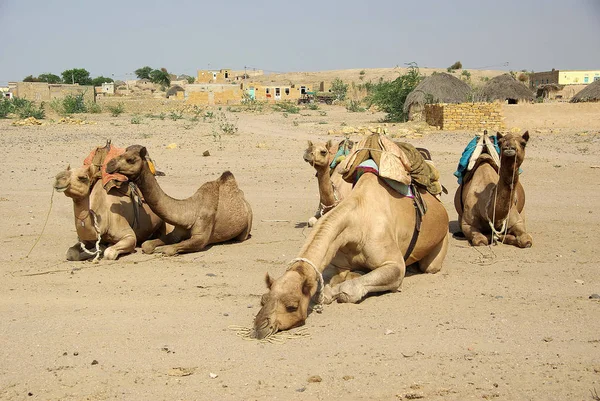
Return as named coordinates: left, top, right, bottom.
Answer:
left=503, top=149, right=516, bottom=157
left=54, top=186, right=68, bottom=192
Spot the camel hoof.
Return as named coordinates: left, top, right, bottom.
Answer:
left=471, top=234, right=489, bottom=247
left=518, top=235, right=533, bottom=248
left=308, top=217, right=317, bottom=227
left=103, top=248, right=119, bottom=260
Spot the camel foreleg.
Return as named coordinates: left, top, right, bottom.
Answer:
left=461, top=219, right=489, bottom=246
left=499, top=211, right=532, bottom=248
left=103, top=234, right=136, bottom=260
left=141, top=226, right=188, bottom=254
left=65, top=242, right=107, bottom=261
left=328, top=261, right=405, bottom=304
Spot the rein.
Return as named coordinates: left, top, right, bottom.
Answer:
left=489, top=153, right=518, bottom=245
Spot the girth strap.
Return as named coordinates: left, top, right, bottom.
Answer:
left=404, top=185, right=424, bottom=261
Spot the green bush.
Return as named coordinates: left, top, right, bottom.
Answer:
left=131, top=115, right=142, bottom=124
left=87, top=101, right=102, bottom=113
left=449, top=61, right=462, bottom=70
left=17, top=101, right=45, bottom=119
left=331, top=78, right=349, bottom=101
left=107, top=103, right=125, bottom=117
left=0, top=98, right=14, bottom=118
left=306, top=103, right=319, bottom=110
left=62, top=93, right=87, bottom=114
left=169, top=111, right=183, bottom=121
left=366, top=63, right=423, bottom=122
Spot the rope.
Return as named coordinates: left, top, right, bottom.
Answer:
left=287, top=257, right=324, bottom=312
left=24, top=188, right=55, bottom=259
left=79, top=210, right=102, bottom=261
left=228, top=325, right=310, bottom=343
left=489, top=152, right=518, bottom=245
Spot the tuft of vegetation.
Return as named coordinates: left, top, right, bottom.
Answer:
left=186, top=76, right=196, bottom=84
left=9, top=98, right=46, bottom=119
left=365, top=63, right=423, bottom=122
left=306, top=103, right=319, bottom=110
left=517, top=72, right=529, bottom=83
left=461, top=70, right=471, bottom=81
left=169, top=110, right=183, bottom=121
left=150, top=68, right=171, bottom=87
left=107, top=102, right=125, bottom=117
left=271, top=101, right=300, bottom=114
left=130, top=115, right=142, bottom=124
left=331, top=78, right=349, bottom=101
left=86, top=101, right=102, bottom=113
left=346, top=100, right=366, bottom=112
left=0, top=98, right=14, bottom=118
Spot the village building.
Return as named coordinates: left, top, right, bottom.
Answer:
left=530, top=69, right=600, bottom=89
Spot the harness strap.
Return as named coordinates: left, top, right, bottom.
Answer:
left=404, top=185, right=423, bottom=261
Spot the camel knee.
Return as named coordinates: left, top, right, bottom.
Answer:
left=470, top=232, right=489, bottom=246
left=517, top=233, right=533, bottom=248
left=141, top=240, right=157, bottom=254
left=308, top=216, right=318, bottom=227
left=103, top=247, right=119, bottom=260
left=336, top=280, right=368, bottom=304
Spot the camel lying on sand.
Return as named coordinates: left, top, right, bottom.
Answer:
left=54, top=165, right=166, bottom=261
left=303, top=139, right=353, bottom=226
left=106, top=145, right=253, bottom=256
left=254, top=172, right=449, bottom=339
left=454, top=131, right=532, bottom=248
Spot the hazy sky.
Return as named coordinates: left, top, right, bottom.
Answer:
left=1, top=0, right=599, bottom=85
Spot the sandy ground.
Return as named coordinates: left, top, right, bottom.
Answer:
left=1, top=103, right=599, bottom=401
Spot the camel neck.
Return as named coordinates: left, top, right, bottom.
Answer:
left=315, top=166, right=337, bottom=207
left=72, top=194, right=97, bottom=240
left=492, top=156, right=520, bottom=223
left=133, top=165, right=184, bottom=225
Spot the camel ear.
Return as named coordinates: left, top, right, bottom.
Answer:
left=326, top=139, right=333, bottom=151
left=307, top=140, right=313, bottom=148
left=66, top=164, right=71, bottom=171
left=522, top=130, right=530, bottom=143
left=302, top=278, right=315, bottom=297
left=139, top=146, right=147, bottom=159
left=265, top=273, right=274, bottom=289
left=496, top=132, right=504, bottom=141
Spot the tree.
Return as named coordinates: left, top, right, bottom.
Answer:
left=366, top=63, right=423, bottom=122
left=150, top=68, right=171, bottom=87
left=331, top=78, right=349, bottom=101
left=448, top=61, right=462, bottom=70
left=61, top=68, right=92, bottom=85
left=91, top=76, right=114, bottom=87
left=135, top=66, right=153, bottom=80
left=38, top=73, right=62, bottom=84
left=23, top=75, right=41, bottom=82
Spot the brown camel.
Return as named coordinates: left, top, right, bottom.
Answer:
left=454, top=131, right=532, bottom=248
left=254, top=172, right=449, bottom=339
left=303, top=139, right=353, bottom=226
left=54, top=165, right=166, bottom=261
left=105, top=146, right=253, bottom=256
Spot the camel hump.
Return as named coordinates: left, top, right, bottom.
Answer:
left=218, top=171, right=237, bottom=184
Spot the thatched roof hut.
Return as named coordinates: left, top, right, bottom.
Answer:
left=404, top=73, right=472, bottom=119
left=477, top=74, right=534, bottom=104
left=536, top=83, right=564, bottom=99
left=571, top=79, right=600, bottom=103
left=166, top=85, right=184, bottom=98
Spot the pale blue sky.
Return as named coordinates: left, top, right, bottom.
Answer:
left=1, top=0, right=599, bottom=85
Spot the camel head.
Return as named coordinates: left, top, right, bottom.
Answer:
left=496, top=131, right=529, bottom=165
left=303, top=140, right=336, bottom=169
left=105, top=145, right=151, bottom=180
left=253, top=268, right=317, bottom=339
left=54, top=165, right=93, bottom=199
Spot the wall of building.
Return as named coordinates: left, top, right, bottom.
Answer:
left=97, top=96, right=185, bottom=114
left=530, top=70, right=559, bottom=89
left=14, top=82, right=95, bottom=103
left=425, top=103, right=504, bottom=131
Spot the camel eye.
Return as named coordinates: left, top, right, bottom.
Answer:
left=78, top=176, right=88, bottom=182
left=286, top=305, right=298, bottom=313
left=127, top=158, right=135, bottom=164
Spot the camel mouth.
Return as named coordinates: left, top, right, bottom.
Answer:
left=54, top=186, right=68, bottom=193
left=303, top=155, right=312, bottom=163
left=503, top=149, right=516, bottom=157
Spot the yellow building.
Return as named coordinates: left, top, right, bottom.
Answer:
left=196, top=69, right=232, bottom=83
left=530, top=69, right=600, bottom=88
left=558, top=70, right=600, bottom=85
left=242, top=82, right=311, bottom=102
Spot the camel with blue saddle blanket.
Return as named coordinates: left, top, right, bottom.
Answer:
left=454, top=130, right=533, bottom=248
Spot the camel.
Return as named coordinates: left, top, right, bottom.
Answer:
left=254, top=172, right=449, bottom=339
left=105, top=145, right=253, bottom=256
left=54, top=165, right=166, bottom=261
left=454, top=131, right=532, bottom=248
left=303, top=139, right=353, bottom=226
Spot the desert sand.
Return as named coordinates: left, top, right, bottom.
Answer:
left=1, top=102, right=599, bottom=400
